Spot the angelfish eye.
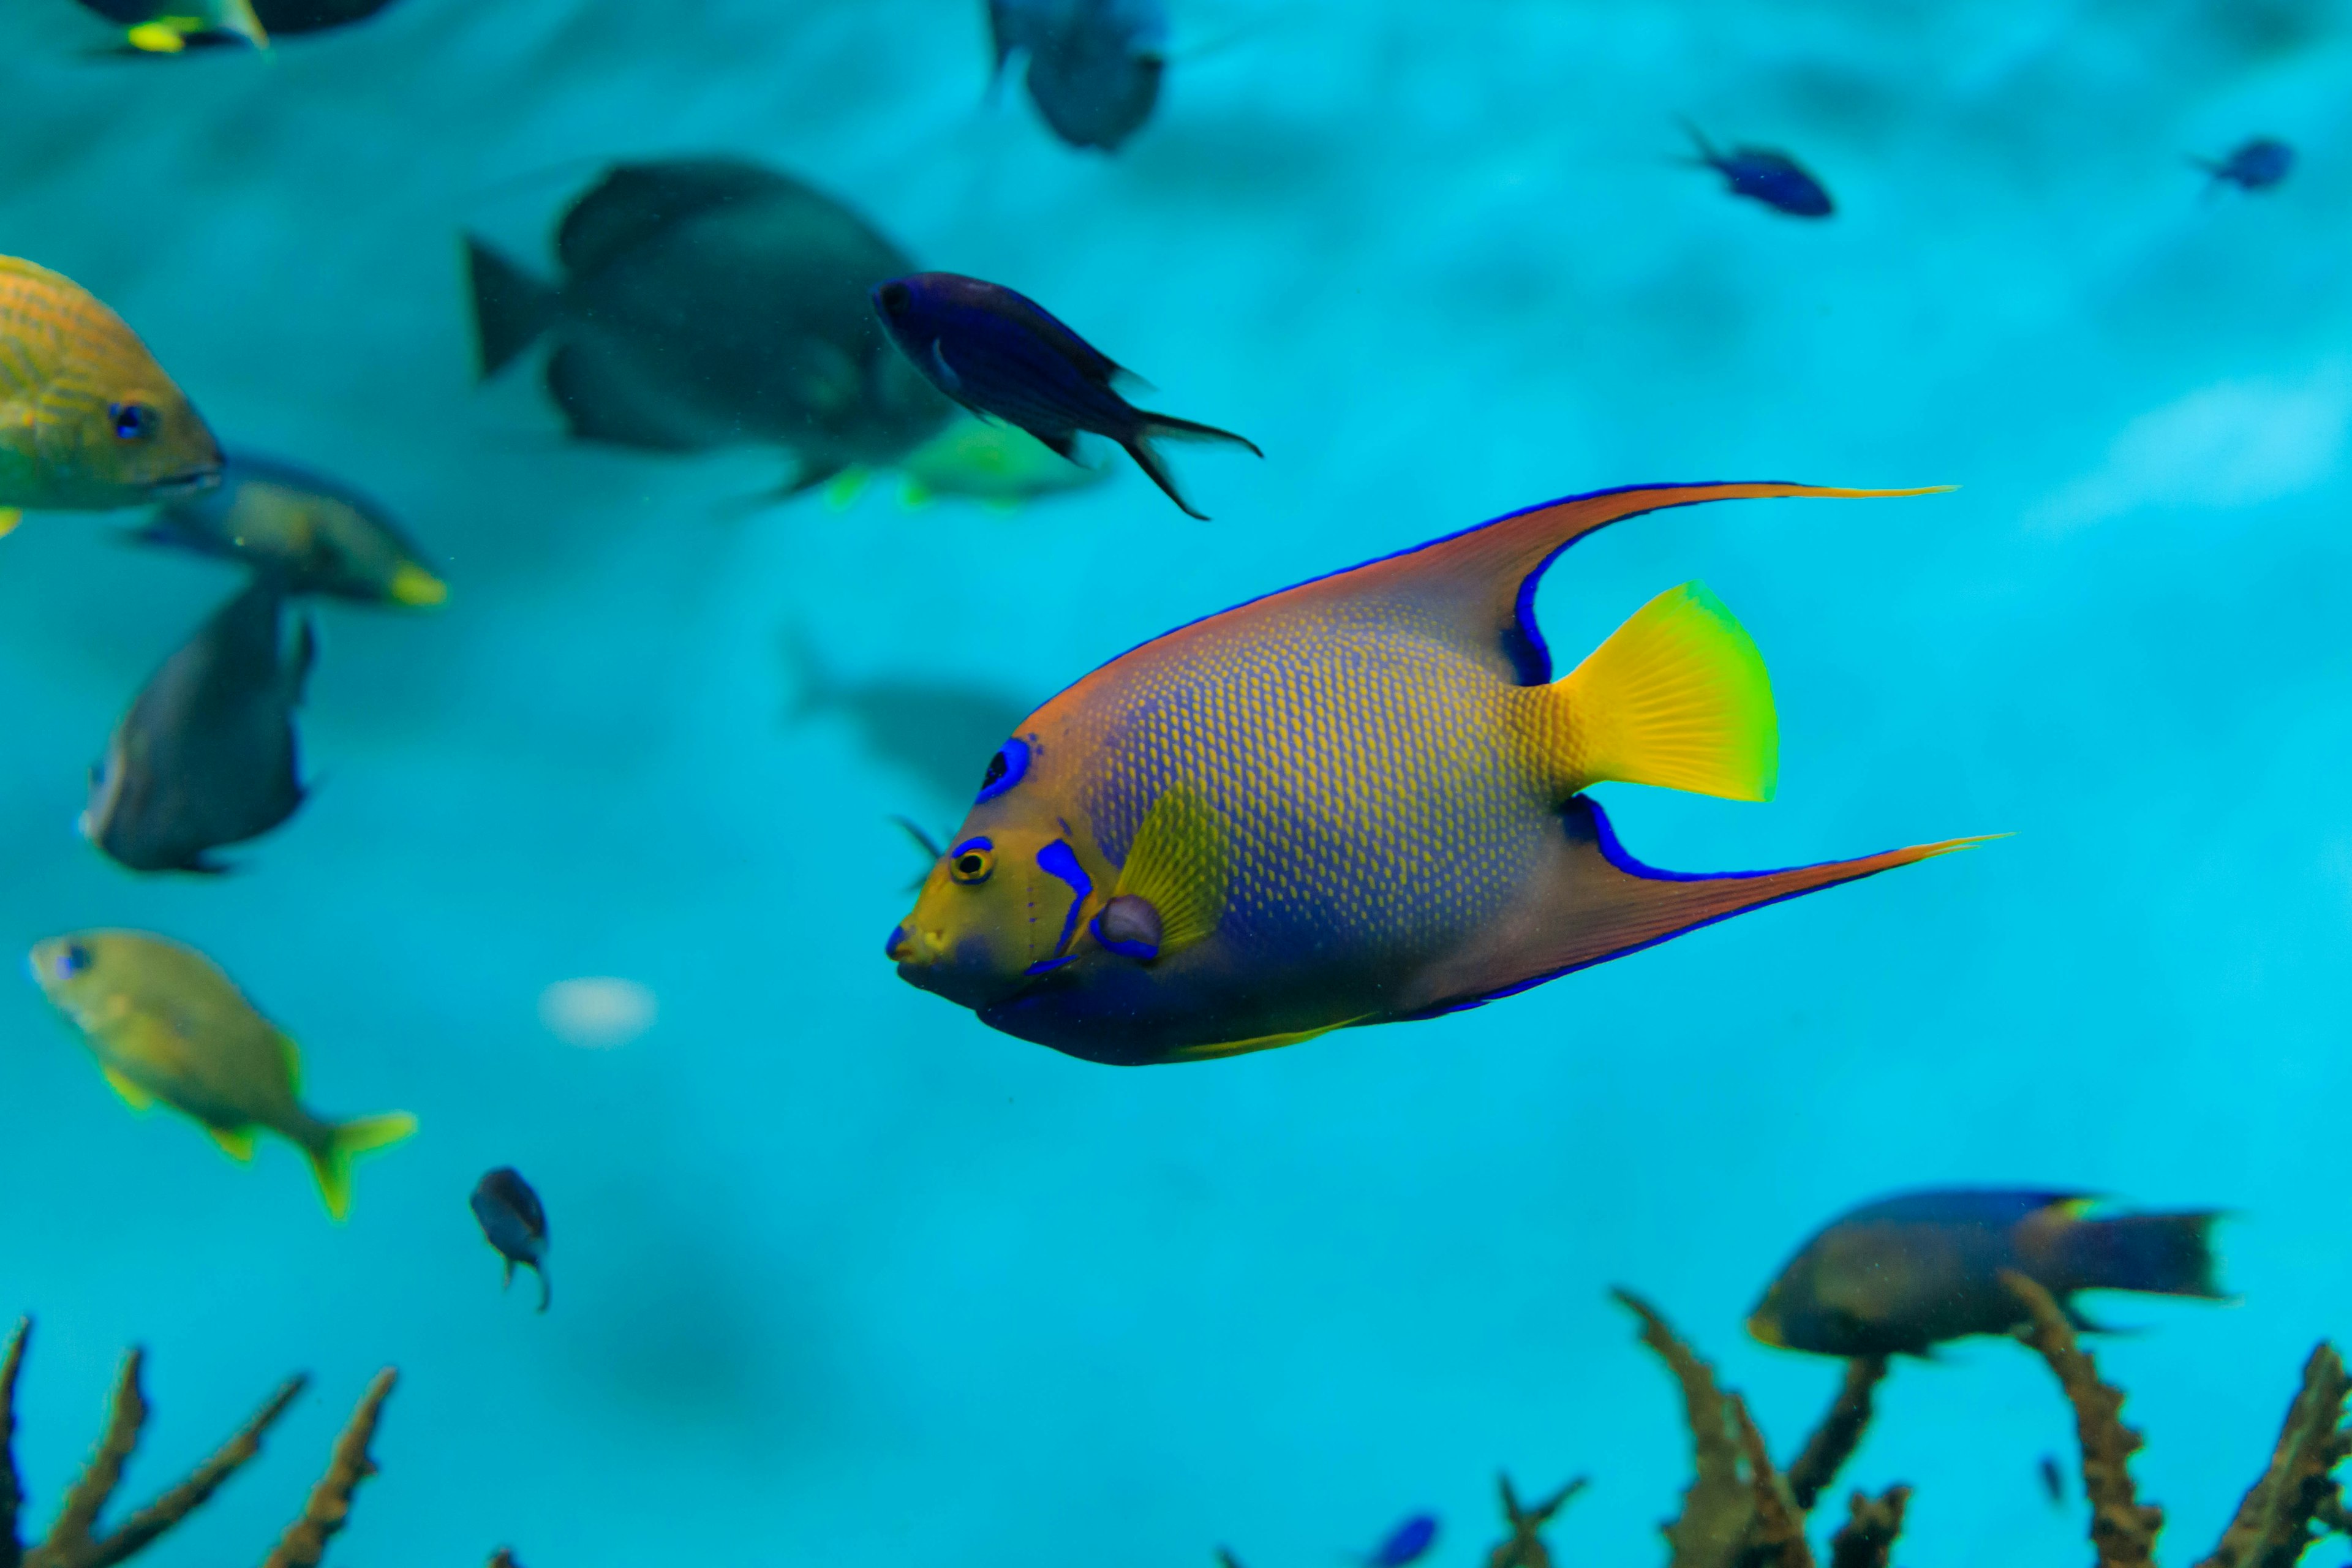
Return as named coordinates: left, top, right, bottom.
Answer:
left=58, top=943, right=91, bottom=978
left=108, top=402, right=158, bottom=442
left=975, top=736, right=1031, bottom=804
left=948, top=838, right=995, bottom=884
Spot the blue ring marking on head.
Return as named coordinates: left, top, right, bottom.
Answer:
left=1087, top=913, right=1159, bottom=962
left=884, top=924, right=907, bottom=958
left=1033, top=839, right=1093, bottom=959
left=975, top=737, right=1030, bottom=804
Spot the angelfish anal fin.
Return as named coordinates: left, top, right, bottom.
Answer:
left=1274, top=481, right=1951, bottom=685
left=99, top=1065, right=154, bottom=1111
left=1109, top=783, right=1232, bottom=954
left=1393, top=796, right=1996, bottom=1020
left=208, top=1125, right=258, bottom=1162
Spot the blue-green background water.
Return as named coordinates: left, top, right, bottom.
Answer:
left=0, top=0, right=2346, bottom=1561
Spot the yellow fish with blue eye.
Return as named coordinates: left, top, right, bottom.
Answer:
left=887, top=481, right=1991, bottom=1065
left=28, top=930, right=415, bottom=1218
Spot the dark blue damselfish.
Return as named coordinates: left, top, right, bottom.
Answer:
left=1683, top=124, right=1834, bottom=218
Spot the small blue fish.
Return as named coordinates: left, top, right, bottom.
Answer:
left=472, top=1167, right=551, bottom=1313
left=1681, top=123, right=1834, bottom=217
left=988, top=0, right=1167, bottom=151
left=2194, top=137, right=2294, bottom=194
left=1748, top=1189, right=2222, bottom=1357
left=1362, top=1514, right=1438, bottom=1567
left=872, top=272, right=1260, bottom=519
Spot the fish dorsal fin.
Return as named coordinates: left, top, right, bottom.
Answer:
left=986, top=288, right=1123, bottom=387
left=208, top=1125, right=257, bottom=1162
left=1111, top=783, right=1232, bottom=952
left=555, top=160, right=802, bottom=276
left=1196, top=483, right=1951, bottom=686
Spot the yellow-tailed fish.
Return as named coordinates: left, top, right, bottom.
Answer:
left=894, top=416, right=1110, bottom=508
left=888, top=481, right=1990, bottom=1065
left=0, top=257, right=222, bottom=513
left=135, top=453, right=447, bottom=606
left=28, top=931, right=415, bottom=1217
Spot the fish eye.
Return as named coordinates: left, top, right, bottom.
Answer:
left=108, top=402, right=159, bottom=442
left=878, top=281, right=912, bottom=315
left=949, top=838, right=995, bottom=884
left=58, top=943, right=91, bottom=978
left=975, top=736, right=1031, bottom=803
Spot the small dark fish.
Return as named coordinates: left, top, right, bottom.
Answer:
left=2194, top=137, right=2295, bottom=194
left=1681, top=122, right=1834, bottom=217
left=134, top=453, right=447, bottom=608
left=466, top=159, right=952, bottom=496
left=989, top=0, right=1167, bottom=152
left=1362, top=1514, right=1438, bottom=1567
left=471, top=1167, right=550, bottom=1313
left=81, top=576, right=313, bottom=874
left=872, top=272, right=1261, bottom=518
left=785, top=629, right=1031, bottom=803
left=1747, top=1189, right=2223, bottom=1357
left=2038, top=1455, right=2065, bottom=1504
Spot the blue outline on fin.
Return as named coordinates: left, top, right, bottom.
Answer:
left=1088, top=913, right=1159, bottom=962
left=1393, top=796, right=1918, bottom=1022
left=1073, top=480, right=1806, bottom=688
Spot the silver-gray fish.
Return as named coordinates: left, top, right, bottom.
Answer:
left=464, top=159, right=952, bottom=495
left=134, top=453, right=447, bottom=607
left=81, top=576, right=314, bottom=873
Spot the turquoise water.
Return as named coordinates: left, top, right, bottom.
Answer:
left=0, top=0, right=2345, bottom=1562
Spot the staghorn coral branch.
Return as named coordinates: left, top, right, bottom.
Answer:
left=0, top=1319, right=28, bottom=1568
left=2196, top=1341, right=2352, bottom=1568
left=1728, top=1393, right=1814, bottom=1568
left=1485, top=1471, right=1585, bottom=1568
left=28, top=1351, right=152, bottom=1568
left=2002, top=1270, right=2163, bottom=1568
left=257, top=1368, right=396, bottom=1568
left=1824, top=1486, right=1909, bottom=1568
left=1785, top=1358, right=1888, bottom=1514
left=80, top=1377, right=306, bottom=1568
left=1615, top=1288, right=1752, bottom=1568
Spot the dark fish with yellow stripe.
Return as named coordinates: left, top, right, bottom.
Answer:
left=28, top=930, right=415, bottom=1218
left=1748, top=1189, right=2225, bottom=1357
left=0, top=257, right=221, bottom=533
left=135, top=453, right=447, bottom=607
left=888, top=481, right=1985, bottom=1064
left=81, top=576, right=314, bottom=873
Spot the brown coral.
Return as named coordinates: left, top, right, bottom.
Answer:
left=0, top=1317, right=398, bottom=1568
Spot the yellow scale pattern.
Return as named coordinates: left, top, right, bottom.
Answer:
left=0, top=260, right=137, bottom=499
left=1071, top=603, right=1571, bottom=955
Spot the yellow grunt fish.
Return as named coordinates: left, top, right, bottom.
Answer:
left=29, top=930, right=414, bottom=1218
left=0, top=257, right=222, bottom=527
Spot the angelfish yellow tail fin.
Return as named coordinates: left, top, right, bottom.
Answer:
left=1555, top=581, right=1777, bottom=802
left=306, top=1111, right=418, bottom=1221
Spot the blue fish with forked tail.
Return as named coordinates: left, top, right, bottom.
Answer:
left=872, top=271, right=1260, bottom=519
left=887, top=481, right=1986, bottom=1064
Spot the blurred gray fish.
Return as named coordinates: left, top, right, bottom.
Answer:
left=472, top=1166, right=551, bottom=1313
left=783, top=629, right=1028, bottom=804
left=134, top=453, right=447, bottom=608
left=464, top=159, right=952, bottom=495
left=81, top=576, right=314, bottom=874
left=989, top=0, right=1167, bottom=152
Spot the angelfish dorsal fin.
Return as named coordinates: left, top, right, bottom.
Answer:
left=1268, top=482, right=1952, bottom=685
left=1112, top=785, right=1232, bottom=952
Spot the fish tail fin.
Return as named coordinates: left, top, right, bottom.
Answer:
left=1121, top=415, right=1261, bottom=522
left=307, top=1112, right=418, bottom=1221
left=2057, top=1212, right=2225, bottom=1299
left=534, top=1263, right=551, bottom=1314
left=222, top=0, right=269, bottom=47
left=1551, top=581, right=1777, bottom=802
left=464, top=236, right=558, bottom=380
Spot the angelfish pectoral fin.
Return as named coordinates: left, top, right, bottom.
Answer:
left=1095, top=784, right=1231, bottom=960
left=1396, top=796, right=1999, bottom=1019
